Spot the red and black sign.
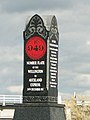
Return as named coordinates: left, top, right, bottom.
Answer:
left=23, top=14, right=58, bottom=103
left=25, top=36, right=46, bottom=60
left=23, top=14, right=48, bottom=102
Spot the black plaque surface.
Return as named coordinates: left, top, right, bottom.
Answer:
left=23, top=14, right=59, bottom=103
left=48, top=16, right=59, bottom=101
left=23, top=14, right=49, bottom=103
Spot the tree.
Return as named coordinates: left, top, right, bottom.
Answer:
left=65, top=95, right=90, bottom=120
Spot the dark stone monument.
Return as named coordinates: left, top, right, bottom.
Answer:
left=13, top=14, right=66, bottom=120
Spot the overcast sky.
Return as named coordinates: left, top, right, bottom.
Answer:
left=0, top=0, right=90, bottom=99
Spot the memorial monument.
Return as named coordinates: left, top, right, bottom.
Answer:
left=13, top=14, right=66, bottom=120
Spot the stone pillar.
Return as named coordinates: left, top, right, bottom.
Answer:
left=13, top=103, right=66, bottom=120
left=13, top=14, right=66, bottom=120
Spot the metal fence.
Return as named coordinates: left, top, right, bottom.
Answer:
left=0, top=95, right=22, bottom=106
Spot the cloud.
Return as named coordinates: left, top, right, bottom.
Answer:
left=74, top=63, right=90, bottom=74
left=0, top=45, right=23, bottom=94
left=7, top=85, right=23, bottom=94
left=82, top=90, right=90, bottom=96
left=0, top=45, right=22, bottom=62
left=0, top=13, right=25, bottom=46
left=86, top=40, right=90, bottom=45
left=58, top=91, right=72, bottom=101
left=0, top=0, right=74, bottom=13
left=59, top=68, right=90, bottom=97
left=75, top=74, right=90, bottom=87
left=0, top=0, right=90, bottom=98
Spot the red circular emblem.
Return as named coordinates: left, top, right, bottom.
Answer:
left=25, top=36, right=46, bottom=60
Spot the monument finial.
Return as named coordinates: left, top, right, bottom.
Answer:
left=24, top=14, right=48, bottom=40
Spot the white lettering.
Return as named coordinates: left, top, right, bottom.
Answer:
left=50, top=43, right=58, bottom=48
left=50, top=69, right=57, bottom=73
left=50, top=66, right=57, bottom=70
left=51, top=85, right=56, bottom=88
left=51, top=76, right=56, bottom=79
left=50, top=60, right=57, bottom=64
left=27, top=61, right=45, bottom=65
left=51, top=79, right=55, bottom=81
left=50, top=47, right=58, bottom=51
left=32, top=66, right=39, bottom=69
left=51, top=51, right=57, bottom=54
left=50, top=57, right=57, bottom=61
left=27, top=88, right=44, bottom=91
left=49, top=39, right=58, bottom=89
left=28, top=70, right=43, bottom=73
left=51, top=73, right=56, bottom=76
left=30, top=83, right=41, bottom=87
left=52, top=40, right=56, bottom=43
left=50, top=82, right=57, bottom=85
left=51, top=54, right=57, bottom=57
left=29, top=78, right=42, bottom=82
left=51, top=63, right=56, bottom=66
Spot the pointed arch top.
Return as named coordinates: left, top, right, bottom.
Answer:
left=24, top=14, right=49, bottom=40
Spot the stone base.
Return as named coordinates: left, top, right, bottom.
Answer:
left=13, top=103, right=66, bottom=120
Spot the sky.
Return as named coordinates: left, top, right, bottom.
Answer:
left=0, top=0, right=90, bottom=99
